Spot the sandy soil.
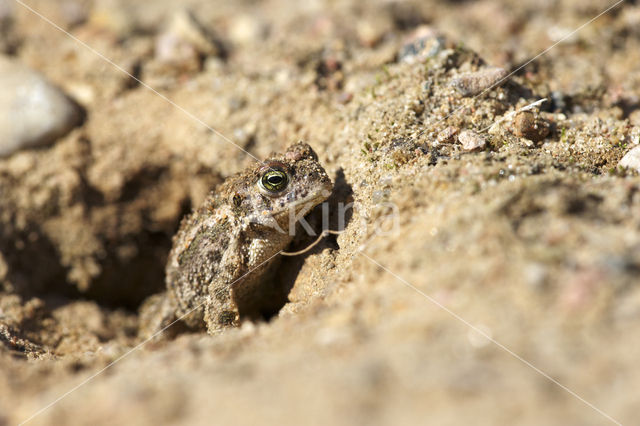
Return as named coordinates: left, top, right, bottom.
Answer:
left=1, top=0, right=640, bottom=425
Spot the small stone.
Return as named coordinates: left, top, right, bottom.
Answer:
left=0, top=56, right=83, bottom=157
left=166, top=9, right=221, bottom=57
left=154, top=9, right=222, bottom=72
left=398, top=25, right=445, bottom=64
left=337, top=92, right=353, bottom=104
left=437, top=126, right=459, bottom=144
left=629, top=109, right=640, bottom=127
left=65, top=82, right=96, bottom=107
left=512, top=111, right=550, bottom=142
left=407, top=99, right=425, bottom=115
left=619, top=145, right=640, bottom=172
left=229, top=15, right=267, bottom=45
left=450, top=67, right=508, bottom=97
left=524, top=263, right=548, bottom=290
left=458, top=130, right=486, bottom=151
left=356, top=17, right=390, bottom=47
left=155, top=32, right=201, bottom=73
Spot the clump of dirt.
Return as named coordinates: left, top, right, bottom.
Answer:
left=2, top=1, right=640, bottom=425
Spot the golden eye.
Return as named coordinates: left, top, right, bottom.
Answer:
left=259, top=168, right=289, bottom=193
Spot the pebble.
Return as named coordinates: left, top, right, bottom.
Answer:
left=512, top=111, right=550, bottom=142
left=458, top=130, right=486, bottom=151
left=398, top=25, right=445, bottom=64
left=171, top=10, right=220, bottom=55
left=450, top=67, right=507, bottom=97
left=619, top=145, right=640, bottom=172
left=0, top=56, right=83, bottom=157
left=229, top=14, right=267, bottom=45
left=355, top=23, right=378, bottom=48
left=154, top=9, right=222, bottom=70
left=155, top=32, right=201, bottom=72
left=437, top=126, right=459, bottom=144
left=337, top=92, right=353, bottom=104
left=407, top=99, right=425, bottom=115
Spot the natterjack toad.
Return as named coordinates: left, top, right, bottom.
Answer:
left=140, top=142, right=333, bottom=336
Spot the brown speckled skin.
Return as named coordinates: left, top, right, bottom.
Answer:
left=140, top=143, right=332, bottom=336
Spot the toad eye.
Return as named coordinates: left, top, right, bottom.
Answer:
left=259, top=168, right=289, bottom=194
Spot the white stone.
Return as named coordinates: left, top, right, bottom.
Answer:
left=0, top=56, right=82, bottom=157
left=458, top=130, right=486, bottom=151
left=619, top=145, right=640, bottom=172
